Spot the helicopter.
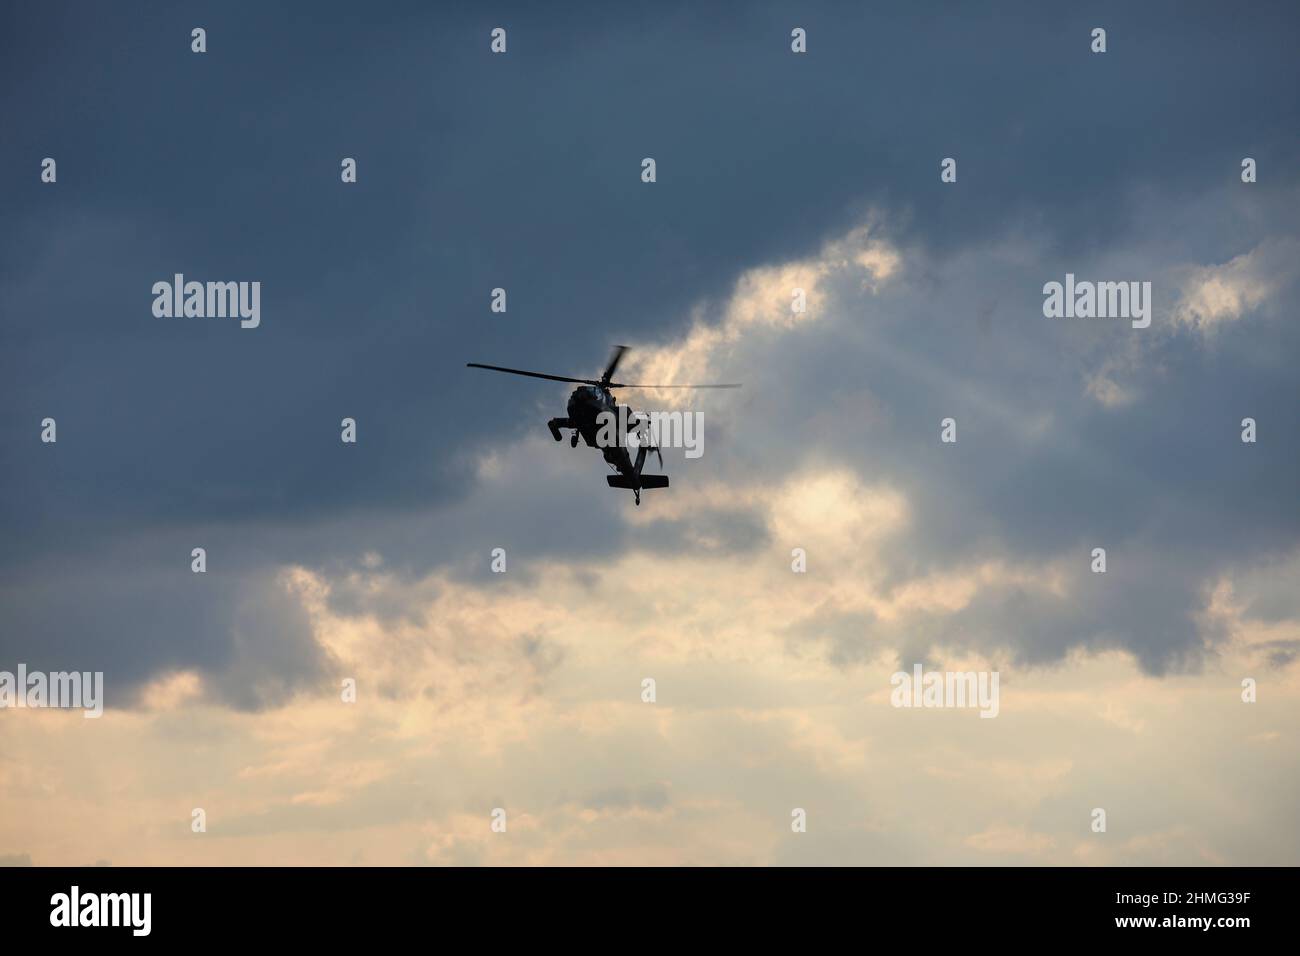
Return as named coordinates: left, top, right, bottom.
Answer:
left=467, top=346, right=740, bottom=505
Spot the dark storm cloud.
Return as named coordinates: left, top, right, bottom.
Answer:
left=5, top=0, right=1297, bottom=545
left=725, top=196, right=1300, bottom=673
left=0, top=533, right=337, bottom=710
left=1, top=1, right=1297, bottom=699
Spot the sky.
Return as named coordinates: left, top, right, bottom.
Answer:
left=1, top=0, right=1298, bottom=865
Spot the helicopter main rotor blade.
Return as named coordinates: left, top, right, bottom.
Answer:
left=600, top=345, right=629, bottom=386
left=466, top=363, right=601, bottom=387
left=606, top=382, right=742, bottom=389
left=468, top=361, right=742, bottom=390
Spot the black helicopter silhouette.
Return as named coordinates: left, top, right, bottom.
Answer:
left=467, top=346, right=740, bottom=505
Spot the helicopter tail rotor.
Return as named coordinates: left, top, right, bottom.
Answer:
left=626, top=411, right=663, bottom=470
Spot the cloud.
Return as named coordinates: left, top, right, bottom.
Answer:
left=3, top=2, right=1299, bottom=866
left=1173, top=239, right=1299, bottom=331
left=964, top=824, right=1057, bottom=856
left=1084, top=367, right=1137, bottom=409
left=620, top=223, right=900, bottom=406
left=7, top=573, right=1298, bottom=864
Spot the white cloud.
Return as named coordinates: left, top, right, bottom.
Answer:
left=620, top=222, right=900, bottom=406
left=1173, top=238, right=1299, bottom=330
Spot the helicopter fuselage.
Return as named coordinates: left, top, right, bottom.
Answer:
left=567, top=385, right=635, bottom=473
left=466, top=346, right=735, bottom=504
